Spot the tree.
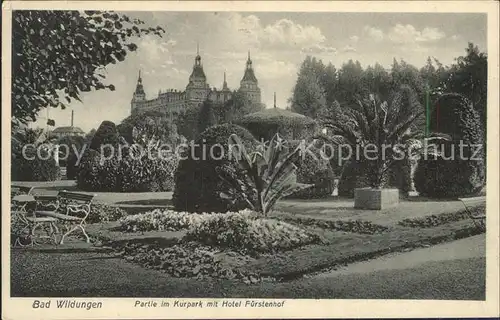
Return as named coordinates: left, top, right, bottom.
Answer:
left=362, top=63, right=392, bottom=99
left=321, top=86, right=428, bottom=188
left=219, top=91, right=263, bottom=123
left=337, top=59, right=366, bottom=107
left=444, top=43, right=487, bottom=129
left=197, top=99, right=217, bottom=135
left=391, top=59, right=425, bottom=97
left=290, top=69, right=327, bottom=119
left=318, top=62, right=338, bottom=108
left=12, top=10, right=165, bottom=124
left=175, top=104, right=201, bottom=141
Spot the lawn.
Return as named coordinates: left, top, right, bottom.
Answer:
left=10, top=179, right=486, bottom=298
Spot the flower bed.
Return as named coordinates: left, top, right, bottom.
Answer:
left=116, top=209, right=256, bottom=232
left=398, top=205, right=484, bottom=228
left=185, top=213, right=322, bottom=255
left=118, top=241, right=266, bottom=283
left=281, top=216, right=389, bottom=234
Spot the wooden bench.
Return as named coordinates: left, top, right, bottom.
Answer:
left=458, top=196, right=486, bottom=232
left=34, top=191, right=96, bottom=244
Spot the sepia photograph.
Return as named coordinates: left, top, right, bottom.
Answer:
left=2, top=1, right=499, bottom=319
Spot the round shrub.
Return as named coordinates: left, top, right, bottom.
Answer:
left=172, top=123, right=257, bottom=213
left=76, top=149, right=119, bottom=191
left=238, top=108, right=316, bottom=142
left=89, top=121, right=120, bottom=152
left=414, top=157, right=484, bottom=198
left=285, top=140, right=335, bottom=199
left=415, top=94, right=485, bottom=198
left=11, top=146, right=60, bottom=181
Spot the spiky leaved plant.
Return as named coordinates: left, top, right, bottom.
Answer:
left=320, top=85, right=450, bottom=189
left=217, top=133, right=312, bottom=216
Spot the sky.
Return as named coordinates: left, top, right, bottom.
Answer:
left=30, top=11, right=487, bottom=132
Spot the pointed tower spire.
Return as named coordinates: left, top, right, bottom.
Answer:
left=134, top=69, right=145, bottom=95
left=274, top=92, right=277, bottom=109
left=194, top=42, right=202, bottom=66
left=222, top=71, right=229, bottom=91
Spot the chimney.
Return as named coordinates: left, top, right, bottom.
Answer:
left=71, top=110, right=74, bottom=127
left=274, top=92, right=277, bottom=109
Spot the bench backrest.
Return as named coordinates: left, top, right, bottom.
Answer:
left=34, top=191, right=96, bottom=203
left=59, top=191, right=96, bottom=203
left=11, top=185, right=35, bottom=195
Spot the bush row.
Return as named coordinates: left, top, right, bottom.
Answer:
left=11, top=147, right=60, bottom=181
left=76, top=149, right=178, bottom=192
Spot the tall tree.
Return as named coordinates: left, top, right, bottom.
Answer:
left=197, top=99, right=217, bottom=135
left=12, top=10, right=165, bottom=124
left=337, top=59, right=366, bottom=107
left=290, top=56, right=327, bottom=118
left=319, top=62, right=338, bottom=108
left=444, top=43, right=487, bottom=128
left=175, top=104, right=200, bottom=141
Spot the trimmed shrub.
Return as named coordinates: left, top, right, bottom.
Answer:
left=76, top=149, right=178, bottom=192
left=414, top=157, right=484, bottom=198
left=286, top=141, right=335, bottom=199
left=172, top=123, right=258, bottom=213
left=238, top=108, right=316, bottom=142
left=89, top=121, right=120, bottom=152
left=11, top=146, right=60, bottom=181
left=415, top=94, right=485, bottom=198
left=76, top=149, right=119, bottom=191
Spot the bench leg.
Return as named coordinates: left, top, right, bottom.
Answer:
left=60, top=224, right=90, bottom=244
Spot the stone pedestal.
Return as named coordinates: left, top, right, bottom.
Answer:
left=354, top=188, right=399, bottom=210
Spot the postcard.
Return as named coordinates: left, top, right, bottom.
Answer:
left=2, top=1, right=499, bottom=319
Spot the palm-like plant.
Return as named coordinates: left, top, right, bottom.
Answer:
left=217, top=133, right=312, bottom=216
left=320, top=85, right=449, bottom=189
